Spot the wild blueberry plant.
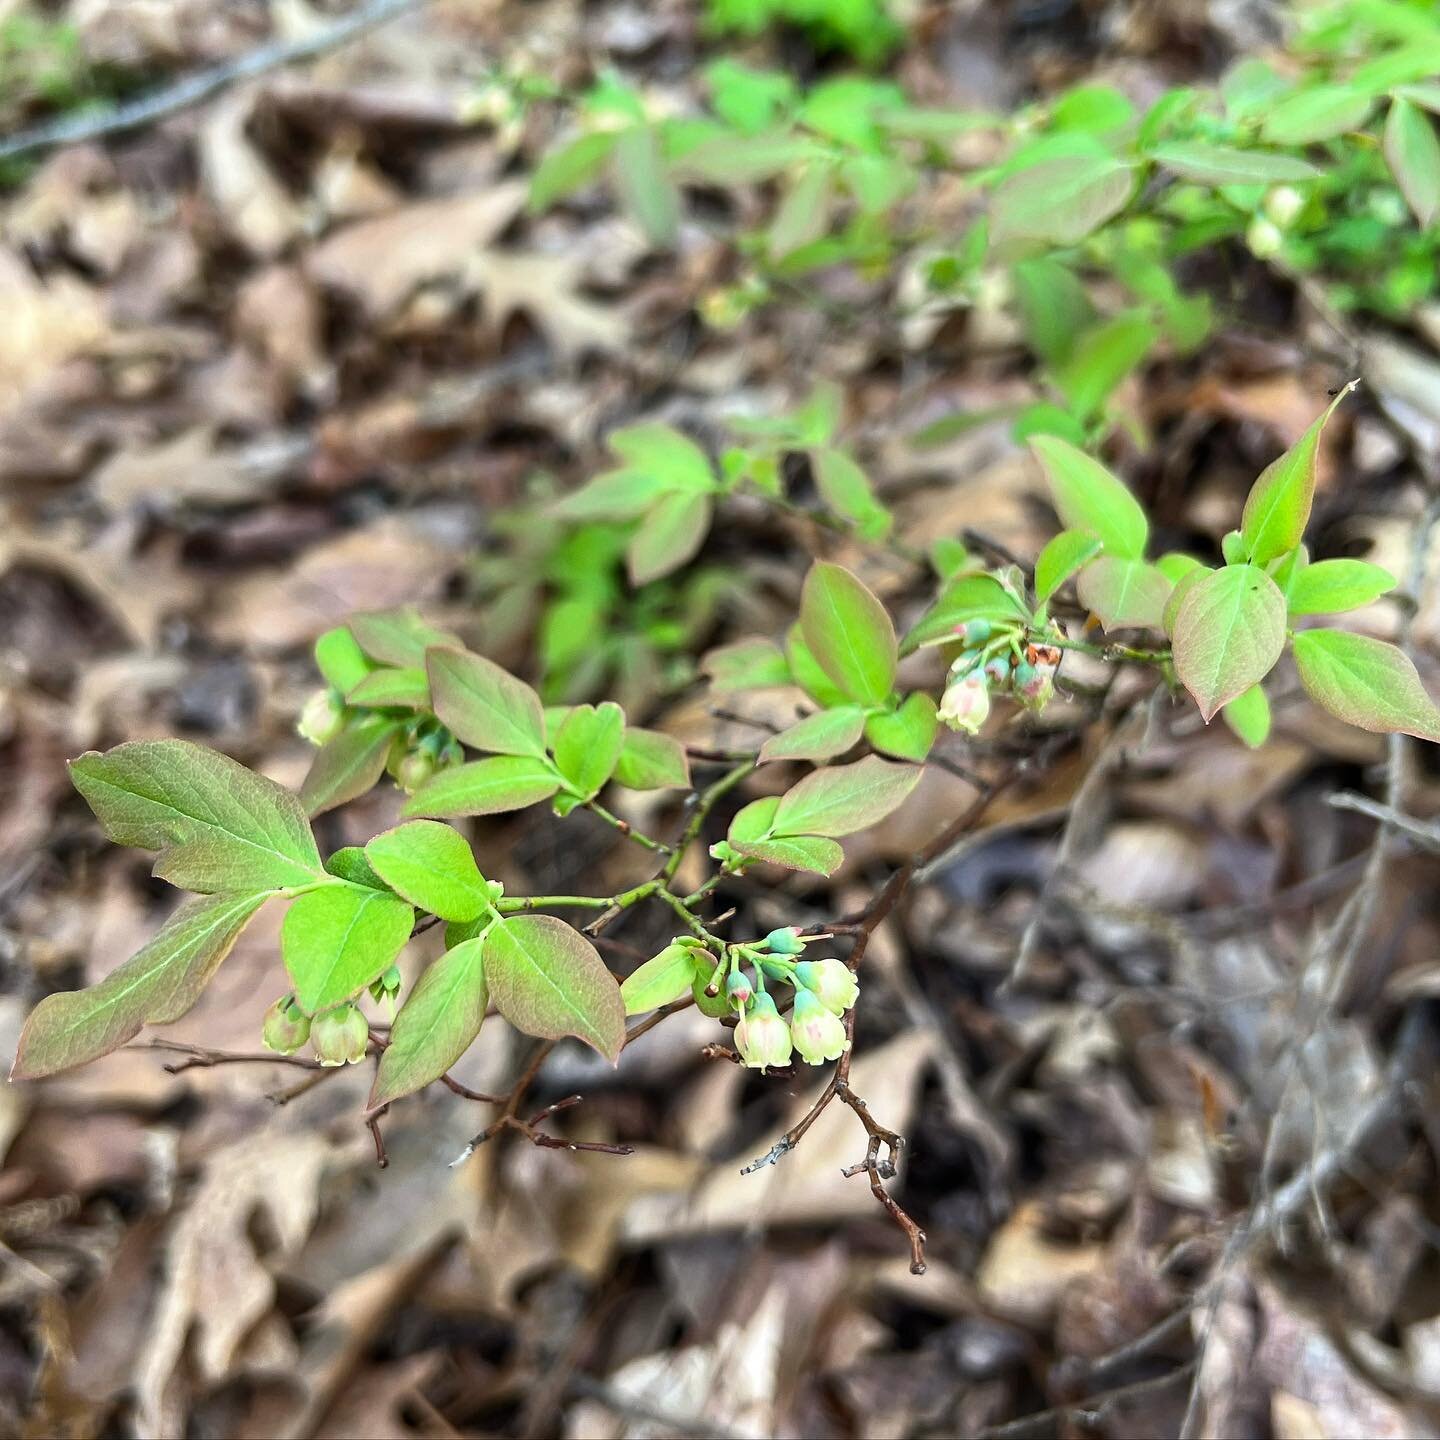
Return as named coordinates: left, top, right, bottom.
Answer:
left=15, top=377, right=1438, bottom=1273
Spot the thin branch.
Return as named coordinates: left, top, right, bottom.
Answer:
left=0, top=0, right=427, bottom=164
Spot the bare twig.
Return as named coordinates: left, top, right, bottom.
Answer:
left=0, top=0, right=427, bottom=164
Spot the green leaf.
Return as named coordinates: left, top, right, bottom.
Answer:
left=613, top=124, right=681, bottom=246
left=1155, top=552, right=1203, bottom=584
left=1262, top=85, right=1376, bottom=144
left=1029, top=436, right=1149, bottom=559
left=70, top=740, right=322, bottom=893
left=786, top=626, right=849, bottom=707
left=485, top=915, right=625, bottom=1062
left=1292, top=629, right=1440, bottom=740
left=729, top=796, right=780, bottom=845
left=370, top=936, right=489, bottom=1107
left=349, top=609, right=461, bottom=669
left=1012, top=256, right=1093, bottom=364
left=1240, top=386, right=1353, bottom=566
left=627, top=491, right=712, bottom=585
left=282, top=885, right=414, bottom=1015
left=315, top=627, right=375, bottom=692
left=529, top=130, right=618, bottom=210
left=1148, top=142, right=1321, bottom=185
left=1075, top=556, right=1172, bottom=631
left=554, top=468, right=672, bottom=521
left=365, top=820, right=489, bottom=922
left=1035, top=530, right=1103, bottom=606
left=768, top=160, right=834, bottom=258
left=1385, top=97, right=1440, bottom=226
left=620, top=942, right=701, bottom=1015
left=1172, top=565, right=1288, bottom=721
left=702, top=637, right=791, bottom=692
left=799, top=562, right=898, bottom=707
left=1397, top=83, right=1440, bottom=115
left=729, top=834, right=844, bottom=875
left=301, top=715, right=404, bottom=818
left=1052, top=312, right=1159, bottom=422
left=553, top=702, right=626, bottom=798
left=428, top=646, right=547, bottom=759
left=864, top=694, right=938, bottom=762
left=1162, top=564, right=1213, bottom=637
left=1222, top=684, right=1271, bottom=749
left=1286, top=559, right=1397, bottom=617
left=904, top=574, right=1030, bottom=650
left=608, top=423, right=714, bottom=492
left=772, top=755, right=922, bottom=838
left=11, top=891, right=269, bottom=1080
left=990, top=152, right=1135, bottom=245
left=613, top=728, right=691, bottom=790
left=402, top=755, right=561, bottom=819
left=325, top=847, right=389, bottom=889
left=346, top=667, right=430, bottom=709
left=812, top=448, right=890, bottom=541
left=759, top=707, right=866, bottom=764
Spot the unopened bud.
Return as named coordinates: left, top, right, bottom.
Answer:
left=396, top=750, right=436, bottom=793
left=954, top=618, right=991, bottom=648
left=726, top=969, right=754, bottom=1007
left=262, top=996, right=311, bottom=1055
left=763, top=926, right=805, bottom=955
left=311, top=1004, right=369, bottom=1066
left=1264, top=185, right=1304, bottom=229
left=298, top=689, right=345, bottom=747
left=1246, top=215, right=1284, bottom=259
left=984, top=656, right=1011, bottom=686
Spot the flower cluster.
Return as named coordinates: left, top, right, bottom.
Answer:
left=263, top=994, right=374, bottom=1066
left=936, top=616, right=1060, bottom=735
left=708, top=928, right=860, bottom=1070
left=299, top=687, right=462, bottom=793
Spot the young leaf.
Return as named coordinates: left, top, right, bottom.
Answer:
left=349, top=609, right=461, bottom=669
left=1240, top=385, right=1353, bottom=566
left=864, top=693, right=939, bottom=763
left=702, top=637, right=791, bottom=692
left=1012, top=256, right=1093, bottom=365
left=428, top=646, right=547, bottom=759
left=553, top=702, right=626, bottom=799
left=613, top=124, right=680, bottom=246
left=768, top=160, right=835, bottom=258
left=346, top=667, right=429, bottom=709
left=325, top=847, right=390, bottom=889
left=529, top=130, right=618, bottom=210
left=1035, top=531, right=1103, bottom=606
left=1385, top=97, right=1440, bottom=226
left=1148, top=141, right=1320, bottom=185
left=812, top=448, right=891, bottom=541
left=613, top=728, right=690, bottom=790
left=1262, top=85, right=1375, bottom=144
left=365, top=820, right=489, bottom=923
left=1052, top=312, right=1159, bottom=423
left=627, top=491, right=712, bottom=585
left=772, top=756, right=923, bottom=838
left=620, top=942, right=701, bottom=1015
left=759, top=707, right=866, bottom=764
left=554, top=468, right=672, bottom=521
left=11, top=891, right=269, bottom=1080
left=301, top=715, right=403, bottom=818
left=608, top=423, right=714, bottom=492
left=70, top=740, right=322, bottom=893
left=1075, top=557, right=1172, bottom=631
left=370, top=936, right=489, bottom=1108
left=1172, top=565, right=1287, bottom=721
left=786, top=625, right=850, bottom=708
left=402, top=756, right=561, bottom=819
left=799, top=562, right=898, bottom=707
left=990, top=152, right=1135, bottom=245
left=1162, top=564, right=1214, bottom=637
left=1222, top=684, right=1272, bottom=749
left=1029, top=436, right=1148, bottom=560
left=485, top=915, right=625, bottom=1062
left=1286, top=559, right=1397, bottom=617
left=1292, top=629, right=1440, bottom=740
left=283, top=885, right=414, bottom=1015
left=1155, top=552, right=1203, bottom=584
left=315, top=627, right=375, bottom=693
left=729, top=834, right=844, bottom=876
left=904, top=574, right=1029, bottom=650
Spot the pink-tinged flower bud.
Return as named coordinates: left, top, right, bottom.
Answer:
left=938, top=671, right=990, bottom=735
left=311, top=1004, right=369, bottom=1066
left=794, top=958, right=859, bottom=1015
left=764, top=926, right=805, bottom=955
left=734, top=992, right=792, bottom=1071
left=726, top=968, right=754, bottom=1007
left=790, top=988, right=847, bottom=1065
left=953, top=618, right=991, bottom=647
left=298, top=689, right=345, bottom=747
left=262, top=996, right=311, bottom=1055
